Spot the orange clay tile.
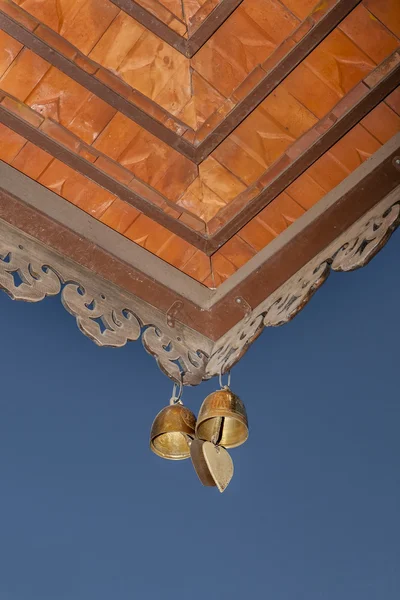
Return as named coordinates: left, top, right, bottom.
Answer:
left=218, top=235, right=257, bottom=270
left=175, top=156, right=247, bottom=223
left=10, top=0, right=382, bottom=143
left=198, top=157, right=246, bottom=203
left=0, top=48, right=50, bottom=101
left=211, top=137, right=266, bottom=186
left=117, top=30, right=189, bottom=111
left=177, top=177, right=227, bottom=222
left=25, top=66, right=91, bottom=126
left=124, top=213, right=174, bottom=253
left=0, top=122, right=26, bottom=161
left=56, top=0, right=119, bottom=55
left=230, top=104, right=394, bottom=269
left=11, top=141, right=53, bottom=179
left=37, top=158, right=116, bottom=218
left=118, top=128, right=197, bottom=201
left=364, top=0, right=400, bottom=39
left=259, top=85, right=318, bottom=139
left=255, top=191, right=306, bottom=237
left=177, top=71, right=226, bottom=131
left=306, top=152, right=350, bottom=192
left=94, top=156, right=135, bottom=186
left=283, top=0, right=319, bottom=20
left=230, top=108, right=296, bottom=170
left=187, top=0, right=219, bottom=34
left=89, top=11, right=147, bottom=71
left=386, top=87, right=400, bottom=115
left=67, top=94, right=117, bottom=145
left=181, top=249, right=212, bottom=283
left=134, top=0, right=187, bottom=36
left=183, top=0, right=207, bottom=25
left=238, top=217, right=276, bottom=252
left=304, top=28, right=376, bottom=97
left=92, top=112, right=142, bottom=160
left=211, top=252, right=238, bottom=286
left=328, top=123, right=381, bottom=172
left=285, top=172, right=327, bottom=211
left=156, top=235, right=198, bottom=270
left=38, top=119, right=81, bottom=152
left=361, top=102, right=400, bottom=144
left=153, top=61, right=192, bottom=119
left=339, top=4, right=399, bottom=65
left=100, top=198, right=141, bottom=233
left=241, top=0, right=300, bottom=43
left=0, top=31, right=22, bottom=78
left=283, top=62, right=342, bottom=119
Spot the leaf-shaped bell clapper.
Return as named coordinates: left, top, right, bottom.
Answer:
left=196, top=388, right=248, bottom=449
left=150, top=398, right=196, bottom=460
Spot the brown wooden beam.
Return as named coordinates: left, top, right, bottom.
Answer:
left=0, top=105, right=209, bottom=252
left=0, top=10, right=198, bottom=162
left=109, top=0, right=188, bottom=55
left=110, top=0, right=243, bottom=58
left=195, top=0, right=363, bottom=161
left=208, top=57, right=400, bottom=251
left=186, top=0, right=243, bottom=56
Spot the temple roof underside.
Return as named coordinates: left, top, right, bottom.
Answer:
left=0, top=0, right=399, bottom=383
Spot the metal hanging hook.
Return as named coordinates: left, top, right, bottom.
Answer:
left=219, top=368, right=231, bottom=390
left=170, top=375, right=183, bottom=405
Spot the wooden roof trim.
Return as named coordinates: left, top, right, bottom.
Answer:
left=209, top=134, right=400, bottom=307
left=0, top=161, right=213, bottom=309
left=206, top=187, right=400, bottom=378
left=0, top=216, right=214, bottom=385
left=1, top=135, right=399, bottom=341
left=1, top=184, right=398, bottom=383
left=109, top=0, right=244, bottom=58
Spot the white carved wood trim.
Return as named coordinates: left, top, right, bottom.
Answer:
left=0, top=220, right=213, bottom=386
left=206, top=190, right=400, bottom=378
left=1, top=190, right=399, bottom=385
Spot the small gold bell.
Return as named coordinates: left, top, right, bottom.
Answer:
left=196, top=387, right=248, bottom=449
left=150, top=400, right=196, bottom=460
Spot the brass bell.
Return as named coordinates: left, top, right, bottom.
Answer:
left=196, top=387, right=248, bottom=449
left=150, top=400, right=196, bottom=460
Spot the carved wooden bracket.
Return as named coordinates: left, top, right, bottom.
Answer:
left=1, top=191, right=399, bottom=385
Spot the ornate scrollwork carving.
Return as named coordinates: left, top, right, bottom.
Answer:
left=0, top=221, right=211, bottom=385
left=331, top=203, right=400, bottom=272
left=206, top=199, right=400, bottom=379
left=61, top=282, right=142, bottom=347
left=0, top=241, right=61, bottom=301
left=1, top=197, right=398, bottom=385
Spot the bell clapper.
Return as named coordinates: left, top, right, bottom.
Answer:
left=210, top=416, right=224, bottom=446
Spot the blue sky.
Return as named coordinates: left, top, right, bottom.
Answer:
left=0, top=229, right=399, bottom=600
